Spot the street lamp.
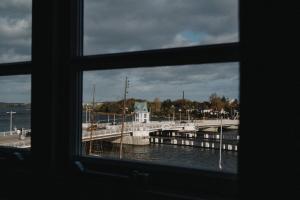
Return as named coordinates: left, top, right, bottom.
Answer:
left=6, top=111, right=16, bottom=135
left=219, top=108, right=225, bottom=171
left=178, top=109, right=182, bottom=122
left=171, top=105, right=175, bottom=121
left=85, top=104, right=88, bottom=123
left=186, top=109, right=190, bottom=122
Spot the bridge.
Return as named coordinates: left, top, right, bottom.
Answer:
left=0, top=120, right=239, bottom=148
left=82, top=119, right=239, bottom=141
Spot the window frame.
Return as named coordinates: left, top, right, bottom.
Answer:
left=74, top=46, right=240, bottom=198
left=71, top=0, right=240, bottom=198
left=0, top=0, right=241, bottom=198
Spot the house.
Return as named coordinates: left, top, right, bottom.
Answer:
left=134, top=101, right=150, bottom=123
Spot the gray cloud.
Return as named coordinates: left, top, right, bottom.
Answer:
left=84, top=0, right=238, bottom=54
left=83, top=63, right=239, bottom=102
left=0, top=0, right=238, bottom=61
left=82, top=0, right=239, bottom=101
left=0, top=1, right=239, bottom=104
left=0, top=75, right=31, bottom=103
left=0, top=0, right=31, bottom=63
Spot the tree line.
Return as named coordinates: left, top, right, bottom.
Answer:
left=83, top=93, right=239, bottom=120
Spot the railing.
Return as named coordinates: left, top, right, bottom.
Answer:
left=0, top=140, right=31, bottom=148
left=0, top=129, right=31, bottom=136
left=81, top=120, right=239, bottom=139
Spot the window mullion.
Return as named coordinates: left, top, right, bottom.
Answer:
left=73, top=42, right=239, bottom=71
left=0, top=62, right=32, bottom=76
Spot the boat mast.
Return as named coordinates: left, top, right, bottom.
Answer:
left=89, top=84, right=96, bottom=155
left=120, top=77, right=129, bottom=159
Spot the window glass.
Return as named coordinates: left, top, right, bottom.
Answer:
left=82, top=63, right=239, bottom=173
left=0, top=0, right=31, bottom=63
left=0, top=75, right=31, bottom=149
left=84, top=0, right=238, bottom=55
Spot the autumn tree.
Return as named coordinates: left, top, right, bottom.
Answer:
left=153, top=97, right=161, bottom=113
left=209, top=93, right=225, bottom=112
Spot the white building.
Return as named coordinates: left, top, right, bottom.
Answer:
left=202, top=109, right=212, bottom=113
left=134, top=102, right=150, bottom=123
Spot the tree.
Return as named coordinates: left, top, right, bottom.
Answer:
left=153, top=97, right=161, bottom=113
left=161, top=99, right=173, bottom=115
left=209, top=93, right=225, bottom=114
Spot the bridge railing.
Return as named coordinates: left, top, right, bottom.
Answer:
left=0, top=140, right=30, bottom=148
left=82, top=120, right=240, bottom=139
left=0, top=129, right=31, bottom=136
left=0, top=131, right=17, bottom=136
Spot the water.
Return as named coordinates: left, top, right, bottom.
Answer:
left=91, top=143, right=238, bottom=173
left=0, top=110, right=238, bottom=174
left=82, top=113, right=238, bottom=173
left=0, top=107, right=31, bottom=132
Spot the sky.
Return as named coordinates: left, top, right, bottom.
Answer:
left=84, top=0, right=238, bottom=54
left=0, top=0, right=239, bottom=103
left=0, top=75, right=31, bottom=103
left=0, top=0, right=31, bottom=63
left=83, top=63, right=239, bottom=102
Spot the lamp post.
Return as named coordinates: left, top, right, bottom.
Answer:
left=88, top=107, right=91, bottom=123
left=6, top=111, right=16, bottom=135
left=179, top=109, right=182, bottom=122
left=171, top=105, right=175, bottom=122
left=186, top=109, right=190, bottom=122
left=85, top=105, right=88, bottom=123
left=219, top=108, right=224, bottom=171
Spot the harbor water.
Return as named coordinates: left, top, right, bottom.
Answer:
left=0, top=107, right=31, bottom=132
left=83, top=113, right=238, bottom=174
left=89, top=141, right=238, bottom=174
left=0, top=109, right=238, bottom=174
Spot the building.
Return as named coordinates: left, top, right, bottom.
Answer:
left=134, top=101, right=150, bottom=123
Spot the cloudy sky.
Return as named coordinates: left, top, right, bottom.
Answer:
left=0, top=0, right=239, bottom=103
left=83, top=62, right=239, bottom=102
left=0, top=75, right=31, bottom=103
left=84, top=0, right=238, bottom=54
left=0, top=0, right=31, bottom=63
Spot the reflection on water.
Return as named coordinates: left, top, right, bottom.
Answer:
left=91, top=143, right=238, bottom=173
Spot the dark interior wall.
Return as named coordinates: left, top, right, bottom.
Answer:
left=239, top=1, right=299, bottom=199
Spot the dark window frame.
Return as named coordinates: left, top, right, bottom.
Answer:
left=0, top=0, right=241, bottom=198
left=73, top=0, right=240, bottom=198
